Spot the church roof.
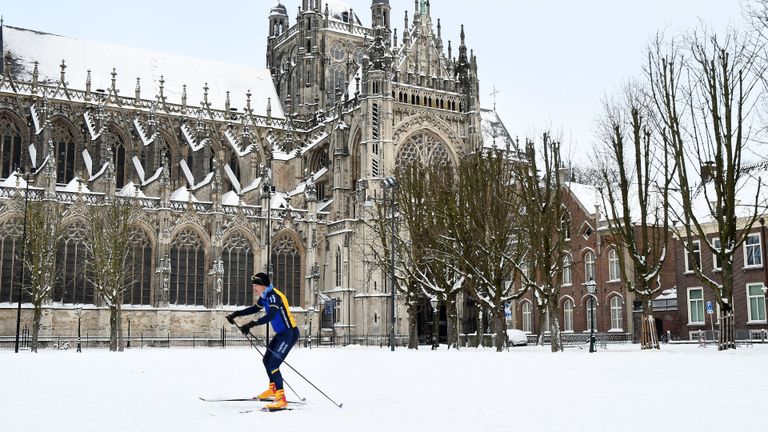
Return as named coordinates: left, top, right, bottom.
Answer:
left=1, top=25, right=283, bottom=118
left=325, top=0, right=363, bottom=25
left=480, top=108, right=516, bottom=151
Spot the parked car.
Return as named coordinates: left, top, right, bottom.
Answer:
left=507, top=328, right=528, bottom=347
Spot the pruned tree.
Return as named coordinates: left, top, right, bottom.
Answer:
left=596, top=82, right=672, bottom=350
left=439, top=148, right=526, bottom=351
left=22, top=199, right=64, bottom=352
left=84, top=198, right=136, bottom=351
left=648, top=28, right=766, bottom=350
left=513, top=133, right=569, bottom=352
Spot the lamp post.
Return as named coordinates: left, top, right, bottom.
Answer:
left=75, top=305, right=83, bottom=353
left=307, top=306, right=315, bottom=348
left=383, top=176, right=397, bottom=351
left=585, top=279, right=597, bottom=353
left=14, top=170, right=31, bottom=353
left=430, top=297, right=439, bottom=350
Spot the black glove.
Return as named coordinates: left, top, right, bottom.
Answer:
left=226, top=314, right=236, bottom=325
left=240, top=321, right=255, bottom=335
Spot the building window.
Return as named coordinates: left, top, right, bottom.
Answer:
left=684, top=240, right=701, bottom=273
left=170, top=228, right=206, bottom=306
left=584, top=251, right=595, bottom=282
left=0, top=115, right=23, bottom=179
left=55, top=222, right=94, bottom=304
left=687, top=287, right=705, bottom=324
left=222, top=232, right=255, bottom=306
left=563, top=299, right=573, bottom=332
left=746, top=283, right=766, bottom=322
left=608, top=249, right=620, bottom=281
left=272, top=235, right=302, bottom=308
left=126, top=227, right=152, bottom=305
left=610, top=296, right=623, bottom=330
left=521, top=302, right=532, bottom=333
left=711, top=238, right=722, bottom=271
left=562, top=255, right=572, bottom=286
left=335, top=246, right=342, bottom=287
left=744, top=234, right=762, bottom=268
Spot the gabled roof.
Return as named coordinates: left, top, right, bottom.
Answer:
left=2, top=25, right=283, bottom=118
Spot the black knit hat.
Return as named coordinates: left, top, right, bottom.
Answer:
left=252, top=272, right=270, bottom=287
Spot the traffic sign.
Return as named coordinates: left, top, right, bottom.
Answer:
left=706, top=301, right=713, bottom=314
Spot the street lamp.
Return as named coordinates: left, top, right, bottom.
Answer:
left=383, top=176, right=397, bottom=351
left=584, top=279, right=597, bottom=353
left=14, top=170, right=31, bottom=353
left=307, top=306, right=315, bottom=349
left=430, top=297, right=439, bottom=350
left=75, top=305, right=83, bottom=353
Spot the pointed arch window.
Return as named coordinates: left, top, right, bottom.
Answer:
left=272, top=234, right=302, bottom=307
left=55, top=222, right=93, bottom=304
left=0, top=221, right=25, bottom=303
left=0, top=115, right=23, bottom=178
left=521, top=302, right=532, bottom=333
left=563, top=299, right=574, bottom=332
left=610, top=296, right=623, bottom=330
left=222, top=232, right=255, bottom=306
left=584, top=251, right=595, bottom=282
left=170, top=227, right=206, bottom=306
left=126, top=227, right=152, bottom=305
left=53, top=122, right=76, bottom=183
left=335, top=246, right=342, bottom=287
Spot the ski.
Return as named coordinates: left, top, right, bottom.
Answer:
left=200, top=396, right=305, bottom=405
left=239, top=407, right=298, bottom=414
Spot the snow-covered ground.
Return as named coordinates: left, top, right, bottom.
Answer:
left=2, top=343, right=765, bottom=432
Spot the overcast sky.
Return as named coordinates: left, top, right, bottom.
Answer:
left=1, top=0, right=749, bottom=163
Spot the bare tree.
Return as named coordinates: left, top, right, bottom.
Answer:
left=648, top=29, right=765, bottom=349
left=22, top=199, right=64, bottom=352
left=84, top=199, right=136, bottom=351
left=513, top=133, right=569, bottom=352
left=439, top=148, right=526, bottom=351
left=596, top=83, right=672, bottom=350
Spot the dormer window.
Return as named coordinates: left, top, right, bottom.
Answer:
left=342, top=12, right=349, bottom=23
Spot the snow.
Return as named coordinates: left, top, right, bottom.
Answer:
left=480, top=108, right=515, bottom=151
left=1, top=344, right=765, bottom=432
left=3, top=25, right=283, bottom=118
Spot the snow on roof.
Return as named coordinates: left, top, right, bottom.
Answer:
left=317, top=198, right=333, bottom=213
left=170, top=186, right=198, bottom=202
left=324, top=0, right=364, bottom=25
left=287, top=167, right=329, bottom=196
left=222, top=190, right=241, bottom=206
left=480, top=109, right=515, bottom=151
left=565, top=182, right=601, bottom=217
left=2, top=25, right=283, bottom=118
left=58, top=176, right=91, bottom=193
left=117, top=182, right=146, bottom=198
left=1, top=170, right=28, bottom=188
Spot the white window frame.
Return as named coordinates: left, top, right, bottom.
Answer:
left=609, top=296, right=623, bottom=331
left=562, top=254, right=572, bottom=286
left=744, top=233, right=763, bottom=268
left=521, top=302, right=532, bottom=333
left=711, top=238, right=722, bottom=271
left=562, top=213, right=571, bottom=241
left=687, top=287, right=705, bottom=325
left=563, top=299, right=574, bottom=332
left=584, top=251, right=595, bottom=282
left=684, top=240, right=701, bottom=273
left=608, top=249, right=620, bottom=282
left=746, top=283, right=766, bottom=323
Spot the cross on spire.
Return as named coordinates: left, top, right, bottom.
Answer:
left=490, top=85, right=500, bottom=112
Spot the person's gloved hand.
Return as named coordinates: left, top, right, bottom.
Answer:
left=226, top=314, right=236, bottom=325
left=240, top=321, right=256, bottom=335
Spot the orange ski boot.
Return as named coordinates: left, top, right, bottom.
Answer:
left=256, top=382, right=276, bottom=401
left=265, top=389, right=288, bottom=411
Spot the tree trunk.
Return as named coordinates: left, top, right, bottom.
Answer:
left=109, top=306, right=119, bottom=352
left=446, top=296, right=458, bottom=349
left=494, top=310, right=507, bottom=352
left=549, top=301, right=562, bottom=352
left=640, top=299, right=659, bottom=350
left=473, top=310, right=483, bottom=348
left=407, top=301, right=419, bottom=350
left=31, top=304, right=42, bottom=353
left=718, top=307, right=735, bottom=351
left=536, top=306, right=547, bottom=346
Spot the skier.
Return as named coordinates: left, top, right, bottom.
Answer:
left=226, top=272, right=299, bottom=410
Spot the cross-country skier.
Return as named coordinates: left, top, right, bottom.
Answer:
left=226, top=272, right=299, bottom=411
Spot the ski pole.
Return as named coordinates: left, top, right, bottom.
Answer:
left=238, top=324, right=344, bottom=409
left=236, top=325, right=305, bottom=402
